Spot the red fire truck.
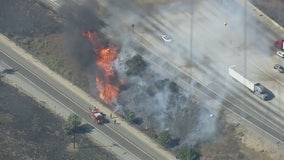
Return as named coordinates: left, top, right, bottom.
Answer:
left=88, top=107, right=106, bottom=124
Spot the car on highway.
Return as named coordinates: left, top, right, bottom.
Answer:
left=161, top=34, right=172, bottom=42
left=1, top=68, right=16, bottom=74
left=276, top=50, right=284, bottom=58
left=273, top=64, right=284, bottom=73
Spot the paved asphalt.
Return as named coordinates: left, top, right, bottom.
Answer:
left=87, top=0, right=284, bottom=143
left=131, top=34, right=284, bottom=142
left=1, top=1, right=284, bottom=160
left=43, top=0, right=284, bottom=144
left=0, top=42, right=169, bottom=160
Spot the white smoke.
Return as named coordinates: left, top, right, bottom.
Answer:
left=85, top=0, right=271, bottom=146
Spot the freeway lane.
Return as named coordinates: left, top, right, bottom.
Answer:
left=130, top=36, right=284, bottom=142
left=81, top=0, right=284, bottom=143
left=0, top=43, right=170, bottom=160
left=195, top=82, right=284, bottom=142
left=57, top=0, right=284, bottom=144
left=1, top=0, right=283, bottom=158
left=121, top=21, right=284, bottom=140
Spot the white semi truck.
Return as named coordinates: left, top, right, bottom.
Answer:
left=228, top=65, right=269, bottom=100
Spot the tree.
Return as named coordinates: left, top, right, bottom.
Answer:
left=176, top=146, right=200, bottom=160
left=125, top=111, right=135, bottom=124
left=63, top=113, right=81, bottom=135
left=169, top=81, right=179, bottom=93
left=157, top=130, right=172, bottom=148
left=125, top=55, right=146, bottom=75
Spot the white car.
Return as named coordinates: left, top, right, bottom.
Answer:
left=276, top=50, right=284, bottom=58
left=161, top=34, right=172, bottom=42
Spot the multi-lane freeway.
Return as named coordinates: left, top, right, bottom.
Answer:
left=1, top=0, right=284, bottom=159
left=88, top=0, right=284, bottom=143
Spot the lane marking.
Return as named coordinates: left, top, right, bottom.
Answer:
left=0, top=48, right=156, bottom=159
left=133, top=34, right=284, bottom=143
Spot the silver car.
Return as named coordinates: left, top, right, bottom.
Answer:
left=161, top=34, right=172, bottom=42
left=276, top=51, right=284, bottom=58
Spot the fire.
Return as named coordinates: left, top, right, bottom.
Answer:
left=97, top=47, right=117, bottom=77
left=96, top=77, right=119, bottom=104
left=82, top=30, right=119, bottom=105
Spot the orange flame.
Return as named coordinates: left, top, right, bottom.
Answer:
left=97, top=47, right=117, bottom=77
left=96, top=77, right=119, bottom=104
left=82, top=30, right=119, bottom=105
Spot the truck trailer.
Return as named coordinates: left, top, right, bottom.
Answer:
left=275, top=39, right=284, bottom=50
left=228, top=65, right=269, bottom=100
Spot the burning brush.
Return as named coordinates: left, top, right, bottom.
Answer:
left=82, top=30, right=120, bottom=106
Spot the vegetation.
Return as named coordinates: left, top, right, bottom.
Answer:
left=123, top=110, right=143, bottom=125
left=124, top=110, right=136, bottom=123
left=0, top=81, right=117, bottom=159
left=157, top=130, right=172, bottom=148
left=63, top=113, right=82, bottom=134
left=146, top=79, right=179, bottom=96
left=154, top=79, right=169, bottom=90
left=156, top=130, right=180, bottom=149
left=154, top=79, right=179, bottom=92
left=125, top=55, right=147, bottom=75
left=176, top=146, right=200, bottom=160
left=169, top=81, right=179, bottom=93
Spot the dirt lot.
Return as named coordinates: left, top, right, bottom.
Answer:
left=0, top=0, right=283, bottom=159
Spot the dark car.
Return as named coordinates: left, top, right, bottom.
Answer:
left=273, top=64, right=284, bottom=73
left=1, top=68, right=16, bottom=74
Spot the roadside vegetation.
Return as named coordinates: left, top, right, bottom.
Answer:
left=63, top=113, right=82, bottom=134
left=156, top=130, right=174, bottom=149
left=0, top=0, right=276, bottom=159
left=176, top=146, right=200, bottom=160
left=123, top=110, right=143, bottom=125
left=0, top=82, right=117, bottom=160
left=125, top=55, right=147, bottom=75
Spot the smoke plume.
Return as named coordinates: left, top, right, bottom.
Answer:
left=79, top=0, right=271, bottom=146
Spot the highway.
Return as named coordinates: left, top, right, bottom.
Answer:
left=0, top=40, right=173, bottom=159
left=1, top=0, right=283, bottom=159
left=40, top=0, right=284, bottom=145
left=85, top=0, right=284, bottom=143
left=131, top=33, right=284, bottom=142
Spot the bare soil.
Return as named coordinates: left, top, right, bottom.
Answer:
left=0, top=0, right=93, bottom=92
left=0, top=0, right=283, bottom=159
left=199, top=110, right=272, bottom=160
left=0, top=81, right=117, bottom=160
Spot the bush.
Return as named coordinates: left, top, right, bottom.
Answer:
left=169, top=81, right=179, bottom=93
left=176, top=146, right=200, bottom=160
left=124, top=110, right=135, bottom=123
left=154, top=79, right=169, bottom=90
left=157, top=130, right=172, bottom=148
left=125, top=55, right=146, bottom=75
